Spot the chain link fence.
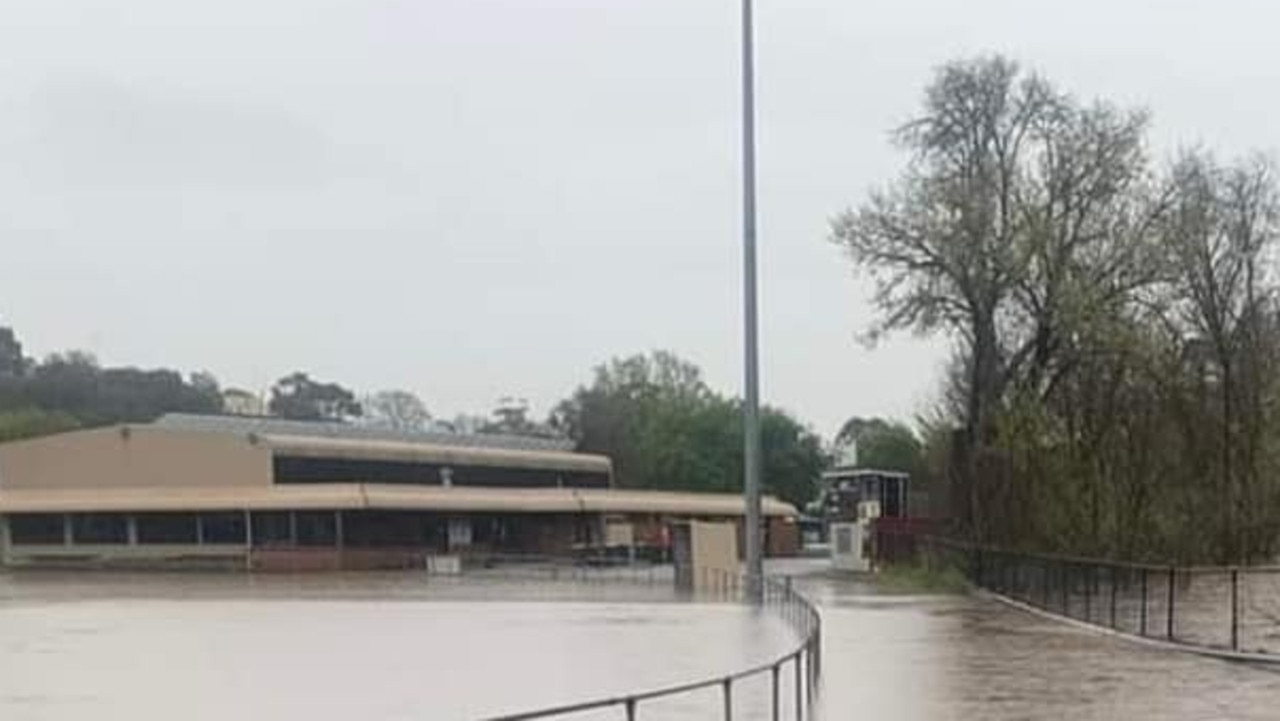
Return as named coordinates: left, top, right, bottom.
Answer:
left=922, top=538, right=1280, bottom=657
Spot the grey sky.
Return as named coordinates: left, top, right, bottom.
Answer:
left=1, top=0, right=1275, bottom=437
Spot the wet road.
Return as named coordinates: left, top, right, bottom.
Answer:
left=2, top=565, right=1279, bottom=720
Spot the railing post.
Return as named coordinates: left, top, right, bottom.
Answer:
left=722, top=677, right=732, bottom=721
left=771, top=663, right=780, bottom=721
left=794, top=650, right=803, bottom=721
left=1139, top=567, right=1148, bottom=636
left=804, top=642, right=814, bottom=712
left=1231, top=568, right=1240, bottom=652
left=1167, top=567, right=1176, bottom=641
left=625, top=698, right=637, bottom=721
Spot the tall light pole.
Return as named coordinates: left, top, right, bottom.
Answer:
left=740, top=0, right=764, bottom=603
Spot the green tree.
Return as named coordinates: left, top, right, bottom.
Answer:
left=0, top=408, right=81, bottom=443
left=482, top=397, right=561, bottom=438
left=553, top=351, right=824, bottom=507
left=833, top=416, right=922, bottom=473
left=0, top=326, right=27, bottom=377
left=268, top=372, right=362, bottom=421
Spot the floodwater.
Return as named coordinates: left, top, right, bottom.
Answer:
left=0, top=571, right=795, bottom=721
left=3, top=563, right=1280, bottom=720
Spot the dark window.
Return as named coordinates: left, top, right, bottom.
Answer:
left=295, top=512, right=337, bottom=546
left=10, top=514, right=65, bottom=545
left=72, top=513, right=129, bottom=544
left=136, top=513, right=199, bottom=544
left=273, top=455, right=609, bottom=489
left=200, top=513, right=247, bottom=544
left=343, top=511, right=440, bottom=548
left=251, top=511, right=293, bottom=546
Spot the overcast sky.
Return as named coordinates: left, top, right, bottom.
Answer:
left=1, top=0, right=1276, bottom=437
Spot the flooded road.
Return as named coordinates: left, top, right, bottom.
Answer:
left=797, top=566, right=1280, bottom=720
left=2, top=565, right=1279, bottom=720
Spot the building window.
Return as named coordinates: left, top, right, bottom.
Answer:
left=9, top=514, right=65, bottom=545
left=136, top=513, right=199, bottom=544
left=71, top=513, right=129, bottom=544
left=295, top=512, right=337, bottom=547
left=200, top=513, right=247, bottom=545
left=251, top=511, right=293, bottom=546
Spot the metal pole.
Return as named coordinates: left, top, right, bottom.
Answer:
left=722, top=678, right=732, bottom=721
left=1167, top=567, right=1176, bottom=641
left=740, top=0, right=764, bottom=606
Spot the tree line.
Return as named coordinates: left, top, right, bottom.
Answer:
left=1, top=325, right=921, bottom=509
left=835, top=55, right=1280, bottom=564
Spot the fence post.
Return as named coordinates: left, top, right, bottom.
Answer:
left=1061, top=563, right=1069, bottom=616
left=1140, top=568, right=1148, bottom=636
left=1084, top=564, right=1092, bottom=622
left=1167, top=567, right=1176, bottom=641
left=1110, top=565, right=1118, bottom=629
left=625, top=698, right=637, bottom=721
left=1041, top=560, right=1050, bottom=609
left=1231, top=568, right=1240, bottom=652
left=722, top=678, right=732, bottom=721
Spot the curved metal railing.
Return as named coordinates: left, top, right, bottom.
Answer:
left=472, top=565, right=822, bottom=721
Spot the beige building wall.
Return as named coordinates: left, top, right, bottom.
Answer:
left=691, top=520, right=740, bottom=590
left=0, top=426, right=272, bottom=491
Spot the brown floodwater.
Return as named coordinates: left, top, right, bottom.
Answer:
left=2, top=563, right=1279, bottom=720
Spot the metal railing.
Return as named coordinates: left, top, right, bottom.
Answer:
left=475, top=565, right=822, bottom=721
left=923, top=537, right=1280, bottom=659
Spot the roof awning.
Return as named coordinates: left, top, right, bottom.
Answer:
left=0, top=484, right=799, bottom=518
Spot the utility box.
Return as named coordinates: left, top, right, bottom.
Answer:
left=426, top=554, right=462, bottom=575
left=829, top=521, right=870, bottom=572
left=672, top=521, right=739, bottom=591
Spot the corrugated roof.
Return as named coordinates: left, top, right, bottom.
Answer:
left=0, top=484, right=799, bottom=517
left=153, top=413, right=575, bottom=452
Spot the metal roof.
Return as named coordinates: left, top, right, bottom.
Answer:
left=260, top=434, right=611, bottom=473
left=153, top=413, right=575, bottom=453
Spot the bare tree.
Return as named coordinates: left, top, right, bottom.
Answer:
left=363, top=389, right=431, bottom=431
left=832, top=56, right=1158, bottom=541
left=1161, top=153, right=1280, bottom=560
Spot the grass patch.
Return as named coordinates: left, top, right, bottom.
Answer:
left=873, top=562, right=968, bottom=594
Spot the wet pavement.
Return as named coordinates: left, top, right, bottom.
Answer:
left=2, top=563, right=1280, bottom=720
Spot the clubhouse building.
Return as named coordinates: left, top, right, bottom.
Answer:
left=0, top=414, right=799, bottom=570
